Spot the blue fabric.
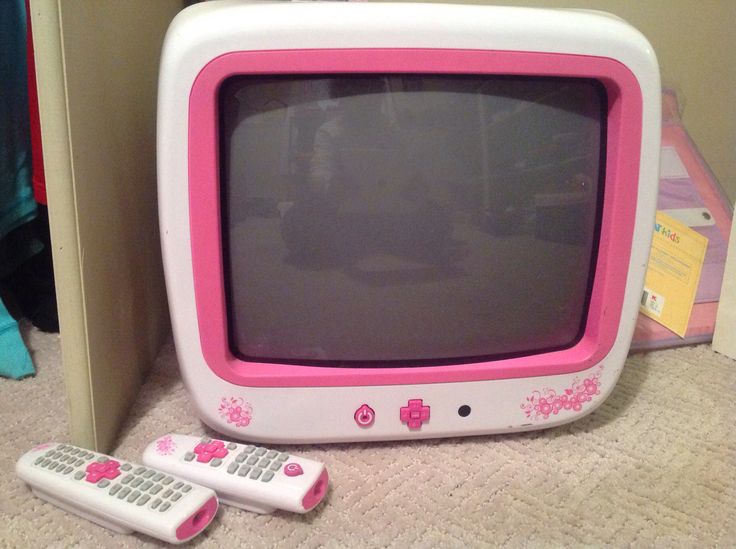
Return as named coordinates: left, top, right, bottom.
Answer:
left=1, top=0, right=36, bottom=239
left=0, top=297, right=34, bottom=379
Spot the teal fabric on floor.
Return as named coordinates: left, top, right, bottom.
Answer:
left=0, top=298, right=34, bottom=379
left=1, top=0, right=36, bottom=239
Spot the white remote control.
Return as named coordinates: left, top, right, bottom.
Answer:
left=16, top=442, right=218, bottom=544
left=143, top=434, right=329, bottom=514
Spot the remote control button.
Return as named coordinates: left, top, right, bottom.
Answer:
left=71, top=448, right=80, bottom=455
left=121, top=474, right=133, bottom=484
left=400, top=399, right=430, bottom=430
left=134, top=467, right=146, bottom=474
left=237, top=466, right=251, bottom=477
left=270, top=462, right=282, bottom=472
left=151, top=498, right=161, bottom=509
left=193, top=440, right=229, bottom=463
left=210, top=459, right=222, bottom=467
left=109, top=484, right=121, bottom=496
left=200, top=437, right=211, bottom=444
left=227, top=463, right=238, bottom=474
left=163, top=489, right=173, bottom=498
left=98, top=480, right=110, bottom=488
left=266, top=450, right=278, bottom=459
left=149, top=484, right=162, bottom=495
left=184, top=452, right=195, bottom=462
left=63, top=466, right=73, bottom=475
left=137, top=494, right=151, bottom=506
left=161, top=476, right=173, bottom=485
left=227, top=442, right=237, bottom=450
left=86, top=473, right=102, bottom=483
left=235, top=453, right=247, bottom=463
left=254, top=448, right=267, bottom=457
left=258, top=458, right=270, bottom=468
left=141, top=481, right=153, bottom=491
left=131, top=477, right=143, bottom=488
left=143, top=470, right=155, bottom=479
left=74, top=471, right=85, bottom=480
left=41, top=459, right=51, bottom=467
left=44, top=450, right=54, bottom=457
left=51, top=452, right=61, bottom=459
left=127, top=491, right=141, bottom=503
left=246, top=456, right=258, bottom=466
left=117, top=487, right=131, bottom=499
left=96, top=456, right=108, bottom=463
left=249, top=468, right=262, bottom=480
left=159, top=502, right=171, bottom=512
left=170, top=493, right=182, bottom=502
left=277, top=453, right=289, bottom=462
left=284, top=463, right=304, bottom=477
left=75, top=460, right=84, bottom=467
left=243, top=445, right=255, bottom=453
left=152, top=473, right=164, bottom=482
left=262, top=471, right=274, bottom=482
left=120, top=463, right=132, bottom=471
left=173, top=481, right=183, bottom=489
left=34, top=457, right=44, bottom=465
left=181, top=485, right=192, bottom=493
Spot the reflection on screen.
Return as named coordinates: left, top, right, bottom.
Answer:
left=219, top=75, right=605, bottom=365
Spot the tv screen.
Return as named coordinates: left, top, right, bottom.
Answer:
left=219, top=75, right=606, bottom=365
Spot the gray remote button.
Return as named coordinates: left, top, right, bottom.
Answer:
left=96, top=456, right=108, bottom=463
left=51, top=452, right=60, bottom=459
left=184, top=452, right=195, bottom=462
left=118, top=487, right=131, bottom=499
left=98, top=480, right=110, bottom=488
left=173, top=481, right=183, bottom=490
left=151, top=498, right=161, bottom=509
left=137, top=494, right=151, bottom=506
left=159, top=502, right=171, bottom=512
left=210, top=459, right=222, bottom=467
left=34, top=457, right=44, bottom=465
left=143, top=470, right=155, bottom=479
left=266, top=450, right=278, bottom=459
left=75, top=460, right=84, bottom=467
left=161, top=476, right=174, bottom=485
left=270, top=462, right=282, bottom=472
left=163, top=489, right=173, bottom=498
left=181, top=485, right=192, bottom=493
left=200, top=437, right=211, bottom=444
left=131, top=477, right=143, bottom=488
left=74, top=471, right=85, bottom=480
left=258, top=458, right=270, bottom=468
left=237, top=466, right=251, bottom=477
left=277, top=453, right=289, bottom=462
left=44, top=450, right=54, bottom=457
left=41, top=459, right=51, bottom=467
left=71, top=448, right=80, bottom=455
left=53, top=462, right=63, bottom=471
left=121, top=474, right=133, bottom=484
left=249, top=468, right=262, bottom=480
left=235, top=453, right=246, bottom=463
left=140, top=481, right=153, bottom=491
left=227, top=462, right=238, bottom=474
left=63, top=466, right=73, bottom=475
left=134, top=467, right=146, bottom=475
left=152, top=473, right=164, bottom=482
left=120, top=463, right=132, bottom=471
left=127, top=491, right=141, bottom=503
left=246, top=456, right=258, bottom=466
left=109, top=484, right=121, bottom=496
left=57, top=445, right=66, bottom=451
left=262, top=471, right=274, bottom=482
left=243, top=445, right=255, bottom=453
left=227, top=442, right=237, bottom=450
left=149, top=484, right=162, bottom=495
left=170, top=493, right=181, bottom=502
left=254, top=448, right=267, bottom=456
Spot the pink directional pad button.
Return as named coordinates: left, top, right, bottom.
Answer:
left=193, top=440, right=229, bottom=464
left=400, top=399, right=430, bottom=430
left=85, top=460, right=121, bottom=482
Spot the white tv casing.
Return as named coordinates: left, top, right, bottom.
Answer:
left=158, top=2, right=661, bottom=443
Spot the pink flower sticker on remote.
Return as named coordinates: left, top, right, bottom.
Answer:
left=284, top=463, right=303, bottom=477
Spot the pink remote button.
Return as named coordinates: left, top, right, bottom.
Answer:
left=400, top=399, right=430, bottom=430
left=284, top=463, right=304, bottom=477
left=85, top=460, right=121, bottom=482
left=193, top=440, right=229, bottom=464
left=354, top=404, right=375, bottom=428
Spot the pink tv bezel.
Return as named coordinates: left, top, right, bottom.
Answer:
left=187, top=48, right=643, bottom=388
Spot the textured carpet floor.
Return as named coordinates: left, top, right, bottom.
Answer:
left=2, top=324, right=735, bottom=547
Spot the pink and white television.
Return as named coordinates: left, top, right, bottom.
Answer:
left=158, top=1, right=661, bottom=443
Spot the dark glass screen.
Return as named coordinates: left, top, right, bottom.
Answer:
left=219, top=75, right=606, bottom=365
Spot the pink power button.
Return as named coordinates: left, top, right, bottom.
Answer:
left=354, top=404, right=375, bottom=428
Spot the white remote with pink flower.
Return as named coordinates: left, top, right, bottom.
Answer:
left=16, top=442, right=218, bottom=544
left=143, top=434, right=329, bottom=514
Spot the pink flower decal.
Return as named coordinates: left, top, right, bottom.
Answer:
left=521, top=366, right=603, bottom=421
left=218, top=397, right=253, bottom=428
left=155, top=435, right=176, bottom=455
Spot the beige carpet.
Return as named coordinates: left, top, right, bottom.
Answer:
left=2, top=324, right=735, bottom=547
